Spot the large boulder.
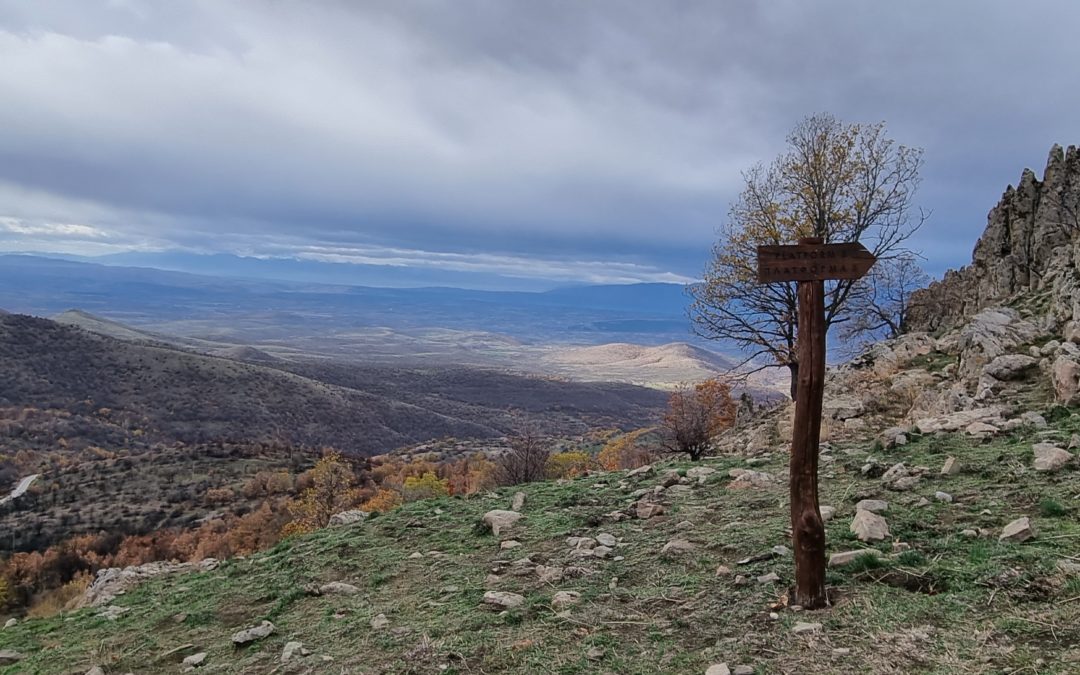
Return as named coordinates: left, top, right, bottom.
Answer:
left=1052, top=356, right=1080, bottom=405
left=982, top=354, right=1038, bottom=380
left=1033, top=443, right=1073, bottom=472
left=850, top=510, right=890, bottom=542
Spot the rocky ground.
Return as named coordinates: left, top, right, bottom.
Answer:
left=1, top=399, right=1078, bottom=673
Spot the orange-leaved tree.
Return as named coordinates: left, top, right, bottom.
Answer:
left=597, top=428, right=655, bottom=471
left=662, top=378, right=737, bottom=461
left=283, top=451, right=363, bottom=535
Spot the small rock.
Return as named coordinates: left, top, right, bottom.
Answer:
left=965, top=421, right=999, bottom=437
left=482, top=591, right=525, bottom=610
left=231, top=621, right=275, bottom=646
left=916, top=497, right=931, bottom=507
left=715, top=565, right=732, bottom=576
left=328, top=510, right=369, bottom=526
left=370, top=613, right=390, bottom=629
left=1033, top=443, right=1073, bottom=472
left=828, top=549, right=881, bottom=567
left=659, top=470, right=682, bottom=488
left=940, top=457, right=960, bottom=475
left=792, top=621, right=823, bottom=635
left=855, top=499, right=888, bottom=514
left=1021, top=411, right=1049, bottom=429
left=891, top=476, right=921, bottom=491
left=2, top=618, right=14, bottom=629
left=596, top=533, right=617, bottom=547
left=771, top=545, right=791, bottom=557
left=661, top=539, right=696, bottom=557
left=482, top=510, right=523, bottom=536
left=500, top=540, right=522, bottom=550
left=687, top=466, right=716, bottom=482
left=635, top=501, right=665, bottom=520
left=705, top=665, right=731, bottom=675
left=592, top=545, right=613, bottom=559
left=934, top=491, right=953, bottom=503
left=182, top=652, right=207, bottom=667
left=757, top=572, right=780, bottom=584
left=319, top=581, right=361, bottom=595
left=676, top=520, right=694, bottom=530
left=408, top=552, right=424, bottom=559
left=960, top=529, right=979, bottom=538
left=536, top=565, right=564, bottom=584
left=281, top=641, right=310, bottom=663
left=734, top=575, right=748, bottom=586
left=819, top=505, right=835, bottom=522
left=627, top=464, right=653, bottom=477
left=833, top=647, right=851, bottom=656
left=511, top=491, right=526, bottom=511
left=733, top=666, right=754, bottom=675
left=586, top=646, right=605, bottom=660
left=999, top=516, right=1035, bottom=543
left=880, top=463, right=908, bottom=483
left=850, top=510, right=890, bottom=542
left=552, top=591, right=581, bottom=609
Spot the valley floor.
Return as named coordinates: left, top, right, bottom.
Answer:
left=3, top=419, right=1080, bottom=674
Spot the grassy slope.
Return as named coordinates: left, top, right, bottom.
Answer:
left=3, top=417, right=1080, bottom=674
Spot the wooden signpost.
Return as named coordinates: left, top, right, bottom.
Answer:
left=756, top=237, right=877, bottom=609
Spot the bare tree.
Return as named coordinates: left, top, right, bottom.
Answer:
left=839, top=255, right=931, bottom=345
left=689, top=113, right=926, bottom=400
left=497, top=416, right=549, bottom=485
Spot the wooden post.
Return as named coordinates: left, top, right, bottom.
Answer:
left=755, top=235, right=876, bottom=610
left=790, top=237, right=827, bottom=608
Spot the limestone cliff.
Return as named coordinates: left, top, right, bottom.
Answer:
left=907, top=144, right=1080, bottom=332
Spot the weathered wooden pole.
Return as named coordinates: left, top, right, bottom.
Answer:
left=790, top=238, right=828, bottom=608
left=755, top=235, right=876, bottom=610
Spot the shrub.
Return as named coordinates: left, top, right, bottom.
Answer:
left=546, top=452, right=592, bottom=479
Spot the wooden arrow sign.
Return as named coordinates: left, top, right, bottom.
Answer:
left=756, top=241, right=877, bottom=284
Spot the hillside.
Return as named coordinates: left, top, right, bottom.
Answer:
left=0, top=313, right=666, bottom=455
left=1, top=414, right=1077, bottom=673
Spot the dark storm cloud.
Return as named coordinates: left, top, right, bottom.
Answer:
left=0, top=0, right=1077, bottom=282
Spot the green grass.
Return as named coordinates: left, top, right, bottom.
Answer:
left=3, top=422, right=1080, bottom=673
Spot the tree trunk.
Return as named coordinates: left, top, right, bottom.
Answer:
left=787, top=362, right=799, bottom=402
left=789, top=276, right=828, bottom=609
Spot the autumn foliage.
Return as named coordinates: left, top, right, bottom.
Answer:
left=662, top=378, right=737, bottom=460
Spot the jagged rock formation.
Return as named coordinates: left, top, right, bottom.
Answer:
left=907, top=144, right=1080, bottom=332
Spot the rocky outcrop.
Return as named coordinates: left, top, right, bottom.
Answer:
left=77, top=558, right=219, bottom=608
left=908, top=145, right=1080, bottom=333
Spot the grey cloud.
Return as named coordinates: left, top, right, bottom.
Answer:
left=0, top=0, right=1077, bottom=282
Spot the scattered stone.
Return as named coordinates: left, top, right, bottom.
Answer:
left=855, top=499, right=888, bottom=514
left=596, top=533, right=617, bottom=547
left=659, top=470, right=682, bottom=488
left=960, top=529, right=979, bottom=538
left=408, top=552, right=424, bottom=559
left=1000, top=517, right=1035, bottom=543
left=2, top=618, right=14, bottom=629
left=482, top=591, right=525, bottom=610
left=715, top=565, right=732, bottom=576
left=282, top=641, right=311, bottom=663
left=511, top=491, right=526, bottom=511
left=829, top=549, right=882, bottom=567
left=965, top=421, right=999, bottom=437
left=733, top=575, right=748, bottom=586
left=552, top=591, right=581, bottom=609
left=733, top=666, right=754, bottom=675
left=880, top=463, right=908, bottom=483
left=661, top=539, right=696, bottom=557
left=771, top=545, right=791, bottom=557
left=635, top=500, right=665, bottom=520
left=627, top=464, right=653, bottom=477
left=482, top=510, right=523, bottom=536
left=567, top=536, right=597, bottom=550
left=666, top=484, right=693, bottom=497
left=98, top=605, right=130, bottom=620
left=687, top=466, right=716, bottom=482
left=819, top=505, right=836, bottom=522
left=676, top=520, right=694, bottom=530
left=319, top=581, right=361, bottom=596
left=592, top=545, right=613, bottom=559
left=586, top=646, right=605, bottom=660
left=85, top=667, right=105, bottom=675
left=370, top=613, right=390, bottom=629
left=916, top=497, right=931, bottom=507
left=536, top=565, right=564, bottom=585
left=231, top=621, right=275, bottom=646
left=1033, top=443, right=1073, bottom=472
left=182, top=652, right=207, bottom=668
left=1052, top=356, right=1080, bottom=405
left=328, top=510, right=369, bottom=526
left=705, top=665, right=731, bottom=675
left=728, top=468, right=775, bottom=488
left=757, top=572, right=780, bottom=584
left=850, top=510, right=890, bottom=542
left=792, top=621, right=823, bottom=635
left=0, top=651, right=23, bottom=666
left=891, top=476, right=921, bottom=492
left=833, top=648, right=852, bottom=656
left=1021, top=411, right=1049, bottom=429
left=934, top=491, right=953, bottom=503
left=500, top=540, right=522, bottom=550
left=940, top=457, right=960, bottom=476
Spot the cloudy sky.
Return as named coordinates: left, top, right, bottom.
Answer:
left=0, top=0, right=1077, bottom=287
